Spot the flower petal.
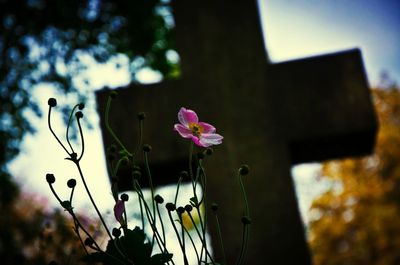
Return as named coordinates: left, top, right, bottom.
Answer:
left=174, top=124, right=193, bottom=138
left=178, top=107, right=198, bottom=126
left=114, top=200, right=125, bottom=223
left=198, top=122, right=216, bottom=133
left=190, top=135, right=205, bottom=147
left=199, top=133, right=223, bottom=147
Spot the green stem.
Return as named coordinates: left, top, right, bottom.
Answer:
left=156, top=203, right=166, bottom=245
left=134, top=180, right=175, bottom=264
left=187, top=211, right=215, bottom=264
left=76, top=118, right=85, bottom=161
left=138, top=193, right=145, bottom=229
left=236, top=224, right=250, bottom=265
left=167, top=211, right=188, bottom=265
left=214, top=213, right=227, bottom=265
left=66, top=104, right=79, bottom=154
left=105, top=96, right=132, bottom=156
left=69, top=186, right=75, bottom=204
left=143, top=151, right=156, bottom=220
left=238, top=173, right=250, bottom=217
left=48, top=106, right=70, bottom=155
left=74, top=160, right=113, bottom=240
left=183, top=226, right=200, bottom=264
left=236, top=171, right=251, bottom=265
left=174, top=176, right=183, bottom=205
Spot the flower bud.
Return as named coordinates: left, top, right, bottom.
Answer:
left=137, top=112, right=146, bottom=120
left=177, top=206, right=185, bottom=215
left=84, top=237, right=94, bottom=246
left=132, top=170, right=141, bottom=180
left=112, top=228, right=121, bottom=238
left=180, top=171, right=188, bottom=179
left=67, top=179, right=76, bottom=188
left=48, top=98, right=57, bottom=107
left=70, top=152, right=78, bottom=160
left=110, top=91, right=118, bottom=99
left=75, top=111, right=83, bottom=119
left=166, top=202, right=176, bottom=211
left=184, top=204, right=193, bottom=212
left=142, top=144, right=152, bottom=152
left=239, top=164, right=250, bottom=176
left=61, top=200, right=72, bottom=211
left=46, top=173, right=55, bottom=184
left=205, top=148, right=213, bottom=156
left=241, top=216, right=252, bottom=225
left=154, top=194, right=164, bottom=204
left=120, top=193, right=129, bottom=202
left=78, top=103, right=85, bottom=110
left=211, top=203, right=219, bottom=212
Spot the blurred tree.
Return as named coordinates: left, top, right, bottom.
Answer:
left=0, top=0, right=177, bottom=203
left=0, top=190, right=104, bottom=265
left=309, top=84, right=400, bottom=265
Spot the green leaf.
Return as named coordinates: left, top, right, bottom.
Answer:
left=105, top=226, right=153, bottom=264
left=190, top=196, right=198, bottom=207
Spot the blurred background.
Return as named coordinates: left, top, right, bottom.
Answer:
left=1, top=0, right=399, bottom=264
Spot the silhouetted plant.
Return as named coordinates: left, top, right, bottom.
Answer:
left=46, top=93, right=251, bottom=265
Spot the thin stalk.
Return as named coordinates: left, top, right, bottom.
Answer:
left=197, top=162, right=209, bottom=264
left=74, top=223, right=89, bottom=255
left=214, top=213, right=227, bottom=265
left=179, top=216, right=188, bottom=265
left=112, top=158, right=125, bottom=182
left=236, top=224, right=250, bottom=265
left=138, top=193, right=145, bottom=229
left=66, top=104, right=80, bottom=154
left=183, top=226, right=200, bottom=264
left=143, top=151, right=156, bottom=222
left=187, top=211, right=215, bottom=264
left=69, top=186, right=75, bottom=204
left=74, top=161, right=113, bottom=240
left=238, top=174, right=250, bottom=217
left=48, top=183, right=102, bottom=251
left=134, top=180, right=174, bottom=264
left=156, top=203, right=166, bottom=245
left=48, top=106, right=70, bottom=155
left=76, top=118, right=85, bottom=161
left=104, top=96, right=132, bottom=156
left=167, top=211, right=188, bottom=265
left=236, top=171, right=251, bottom=265
left=174, top=176, right=183, bottom=205
left=48, top=183, right=63, bottom=205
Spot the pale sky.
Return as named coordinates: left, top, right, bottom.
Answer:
left=8, top=0, right=399, bottom=235
left=261, top=0, right=400, bottom=85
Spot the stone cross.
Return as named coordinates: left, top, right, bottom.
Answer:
left=96, top=0, right=377, bottom=264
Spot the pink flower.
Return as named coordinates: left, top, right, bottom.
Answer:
left=113, top=200, right=125, bottom=224
left=174, top=107, right=223, bottom=147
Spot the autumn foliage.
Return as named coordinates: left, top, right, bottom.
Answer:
left=0, top=190, right=103, bottom=265
left=309, top=86, right=400, bottom=265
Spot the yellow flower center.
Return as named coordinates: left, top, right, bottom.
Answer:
left=189, top=122, right=204, bottom=138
